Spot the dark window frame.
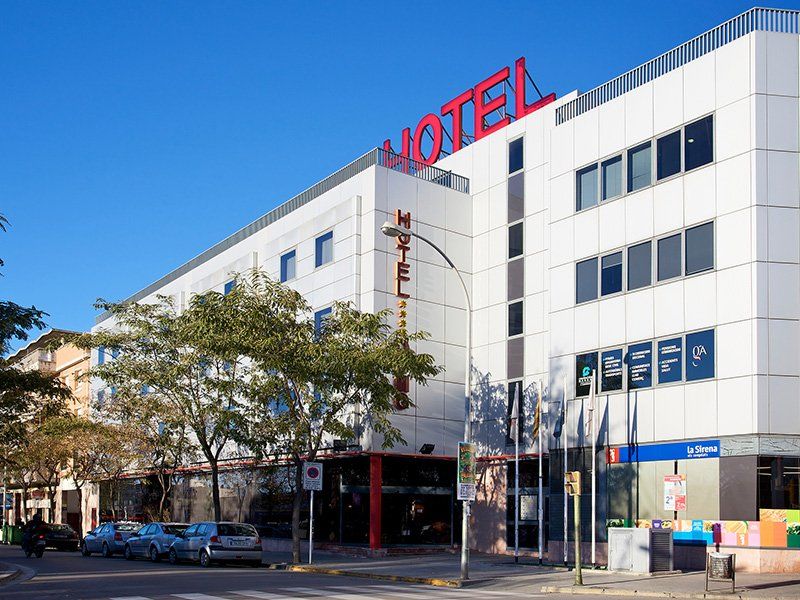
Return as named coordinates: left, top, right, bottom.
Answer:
left=315, top=231, right=334, bottom=268
left=576, top=163, right=599, bottom=211
left=508, top=301, right=524, bottom=337
left=280, top=249, right=297, bottom=283
left=509, top=137, right=524, bottom=174
left=575, top=257, right=599, bottom=304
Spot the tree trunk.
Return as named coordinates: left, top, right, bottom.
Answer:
left=210, top=459, right=221, bottom=521
left=75, top=486, right=83, bottom=537
left=157, top=473, right=168, bottom=520
left=47, top=488, right=57, bottom=522
left=291, top=462, right=302, bottom=564
left=20, top=484, right=29, bottom=522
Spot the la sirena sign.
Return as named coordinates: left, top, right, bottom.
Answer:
left=383, top=57, right=555, bottom=165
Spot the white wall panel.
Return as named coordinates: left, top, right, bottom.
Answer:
left=767, top=150, right=800, bottom=208
left=683, top=52, right=715, bottom=121
left=716, top=35, right=751, bottom=108
left=653, top=67, right=684, bottom=134
left=767, top=96, right=800, bottom=152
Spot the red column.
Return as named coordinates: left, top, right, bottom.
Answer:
left=369, top=454, right=382, bottom=550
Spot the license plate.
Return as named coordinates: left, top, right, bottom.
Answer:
left=229, top=539, right=248, bottom=547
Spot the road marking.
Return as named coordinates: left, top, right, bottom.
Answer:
left=230, top=592, right=296, bottom=599
left=282, top=587, right=365, bottom=600
left=331, top=586, right=451, bottom=599
left=110, top=597, right=155, bottom=600
left=172, top=594, right=234, bottom=600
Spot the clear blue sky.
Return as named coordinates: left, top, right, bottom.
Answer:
left=2, top=1, right=797, bottom=347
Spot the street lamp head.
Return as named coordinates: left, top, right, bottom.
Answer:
left=380, top=221, right=411, bottom=238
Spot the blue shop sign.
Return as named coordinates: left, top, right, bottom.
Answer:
left=686, top=329, right=715, bottom=381
left=608, top=439, right=721, bottom=464
left=658, top=337, right=683, bottom=384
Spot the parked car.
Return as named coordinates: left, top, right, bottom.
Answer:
left=168, top=522, right=262, bottom=567
left=123, top=522, right=189, bottom=562
left=43, top=523, right=80, bottom=551
left=81, top=522, right=140, bottom=557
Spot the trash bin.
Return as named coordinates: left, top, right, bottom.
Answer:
left=706, top=552, right=736, bottom=592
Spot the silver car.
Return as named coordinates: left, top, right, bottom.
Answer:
left=168, top=522, right=262, bottom=568
left=81, top=522, right=140, bottom=557
left=123, top=522, right=189, bottom=562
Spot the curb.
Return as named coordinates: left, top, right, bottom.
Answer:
left=541, top=585, right=800, bottom=600
left=0, top=562, right=23, bottom=587
left=287, top=565, right=466, bottom=587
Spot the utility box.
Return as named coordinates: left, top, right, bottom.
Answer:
left=608, top=527, right=674, bottom=573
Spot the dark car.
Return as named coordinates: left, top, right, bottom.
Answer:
left=43, top=523, right=80, bottom=551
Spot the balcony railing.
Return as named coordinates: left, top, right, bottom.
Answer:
left=556, top=7, right=800, bottom=125
left=376, top=148, right=470, bottom=194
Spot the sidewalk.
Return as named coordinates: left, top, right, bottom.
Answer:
left=264, top=550, right=800, bottom=597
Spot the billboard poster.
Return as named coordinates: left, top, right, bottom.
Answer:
left=658, top=337, right=683, bottom=384
left=686, top=329, right=715, bottom=381
left=601, top=348, right=623, bottom=392
left=664, top=474, right=687, bottom=512
left=457, top=442, right=476, bottom=501
left=575, top=352, right=598, bottom=397
left=627, top=341, right=653, bottom=389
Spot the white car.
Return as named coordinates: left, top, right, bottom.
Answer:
left=124, top=522, right=189, bottom=562
left=168, top=522, right=262, bottom=568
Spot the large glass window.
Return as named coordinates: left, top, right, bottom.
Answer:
left=576, top=164, right=598, bottom=211
left=314, top=307, right=332, bottom=333
left=601, top=155, right=622, bottom=200
left=280, top=250, right=296, bottom=282
left=508, top=173, right=524, bottom=222
left=601, top=349, right=623, bottom=392
left=509, top=138, right=524, bottom=174
left=508, top=301, right=523, bottom=336
left=685, top=222, right=714, bottom=275
left=627, top=241, right=651, bottom=290
left=627, top=142, right=652, bottom=192
left=315, top=231, right=333, bottom=267
left=657, top=130, right=682, bottom=180
left=657, top=233, right=682, bottom=281
left=576, top=258, right=598, bottom=304
left=685, top=115, right=713, bottom=171
left=601, top=252, right=623, bottom=296
left=627, top=341, right=653, bottom=390
left=508, top=222, right=523, bottom=259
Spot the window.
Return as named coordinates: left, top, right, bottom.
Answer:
left=508, top=223, right=523, bottom=259
left=685, top=115, right=713, bottom=171
left=314, top=307, right=332, bottom=333
left=505, top=380, right=523, bottom=445
left=657, top=130, right=681, bottom=180
left=575, top=352, right=598, bottom=396
left=183, top=525, right=198, bottom=537
left=576, top=258, right=598, bottom=303
left=576, top=164, right=598, bottom=211
left=627, top=142, right=652, bottom=192
left=627, top=341, right=653, bottom=390
left=280, top=250, right=296, bottom=282
left=657, top=233, right=682, bottom=281
left=627, top=241, right=651, bottom=290
left=315, top=231, right=333, bottom=267
left=685, top=328, right=715, bottom=381
left=685, top=222, right=714, bottom=275
left=508, top=301, right=523, bottom=336
left=601, top=252, right=623, bottom=296
left=509, top=137, right=524, bottom=174
left=601, top=349, right=623, bottom=392
left=98, top=346, right=105, bottom=365
left=601, top=155, right=622, bottom=200
left=223, top=280, right=235, bottom=295
left=508, top=173, right=524, bottom=222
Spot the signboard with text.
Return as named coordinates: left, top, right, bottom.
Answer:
left=303, top=462, right=323, bottom=491
left=575, top=352, right=598, bottom=397
left=658, top=337, right=683, bottom=384
left=664, top=474, right=687, bottom=512
left=627, top=341, right=653, bottom=389
left=457, top=442, right=477, bottom=501
left=686, top=329, right=715, bottom=381
left=608, top=439, right=720, bottom=464
left=601, top=349, right=623, bottom=392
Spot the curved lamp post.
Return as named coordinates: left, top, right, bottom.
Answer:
left=381, top=221, right=473, bottom=580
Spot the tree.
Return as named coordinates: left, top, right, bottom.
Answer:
left=74, top=293, right=250, bottom=521
left=28, top=421, right=72, bottom=519
left=228, top=272, right=442, bottom=563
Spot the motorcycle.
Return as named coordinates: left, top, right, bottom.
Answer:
left=22, top=532, right=46, bottom=558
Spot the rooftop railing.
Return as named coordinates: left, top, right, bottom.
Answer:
left=376, top=148, right=470, bottom=194
left=556, top=7, right=800, bottom=125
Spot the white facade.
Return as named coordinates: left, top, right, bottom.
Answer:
left=96, top=9, right=800, bottom=542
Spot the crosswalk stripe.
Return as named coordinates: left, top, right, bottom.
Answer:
left=230, top=592, right=295, bottom=600
left=282, top=587, right=364, bottom=600
left=110, top=597, right=154, bottom=600
left=172, top=594, right=231, bottom=600
left=334, top=586, right=448, bottom=599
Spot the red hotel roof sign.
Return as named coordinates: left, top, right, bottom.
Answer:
left=383, top=57, right=555, bottom=166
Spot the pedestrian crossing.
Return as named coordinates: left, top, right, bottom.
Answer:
left=110, top=583, right=536, bottom=600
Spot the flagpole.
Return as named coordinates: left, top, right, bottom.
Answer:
left=513, top=387, right=519, bottom=564
left=591, top=370, right=597, bottom=569
left=537, top=378, right=544, bottom=566
left=563, top=374, right=568, bottom=567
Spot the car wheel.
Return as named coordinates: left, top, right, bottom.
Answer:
left=101, top=542, right=112, bottom=558
left=124, top=545, right=134, bottom=560
left=250, top=560, right=261, bottom=568
left=150, top=546, right=161, bottom=563
left=199, top=550, right=212, bottom=568
left=81, top=544, right=91, bottom=557
left=168, top=548, right=179, bottom=565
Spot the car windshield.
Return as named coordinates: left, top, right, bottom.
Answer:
left=49, top=524, right=74, bottom=532
left=162, top=525, right=188, bottom=534
left=114, top=523, right=140, bottom=532
left=217, top=524, right=257, bottom=537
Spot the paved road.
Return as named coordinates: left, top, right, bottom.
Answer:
left=0, top=544, right=608, bottom=600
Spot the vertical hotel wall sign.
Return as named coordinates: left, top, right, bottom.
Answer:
left=393, top=209, right=412, bottom=405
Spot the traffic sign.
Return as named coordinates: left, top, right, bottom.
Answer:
left=303, top=462, right=323, bottom=491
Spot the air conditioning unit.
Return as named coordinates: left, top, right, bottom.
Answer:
left=608, top=527, right=674, bottom=573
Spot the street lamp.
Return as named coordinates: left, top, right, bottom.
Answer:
left=381, top=220, right=473, bottom=580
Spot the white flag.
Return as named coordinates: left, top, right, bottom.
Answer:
left=584, top=370, right=596, bottom=441
left=509, top=392, right=519, bottom=443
